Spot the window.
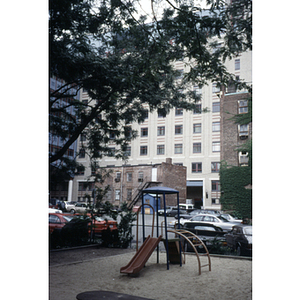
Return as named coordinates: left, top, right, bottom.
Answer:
left=212, top=83, right=220, bottom=93
left=126, top=173, right=132, bottom=182
left=124, top=146, right=131, bottom=156
left=115, top=189, right=120, bottom=200
left=239, top=151, right=249, bottom=166
left=138, top=172, right=144, bottom=181
left=49, top=215, right=60, bottom=223
left=175, top=125, right=183, bottom=134
left=140, top=146, right=148, bottom=155
left=192, top=163, right=202, bottom=173
left=238, top=100, right=248, bottom=114
left=108, top=147, right=115, bottom=156
left=79, top=148, right=85, bottom=158
left=124, top=126, right=132, bottom=138
left=157, top=126, right=165, bottom=136
left=175, top=108, right=183, bottom=115
left=193, top=123, right=202, bottom=134
left=235, top=59, right=240, bottom=70
left=212, top=102, right=220, bottom=113
left=193, top=143, right=201, bottom=153
left=212, top=141, right=220, bottom=152
left=193, top=86, right=202, bottom=95
left=127, top=189, right=132, bottom=201
left=157, top=110, right=165, bottom=118
left=212, top=122, right=220, bottom=132
left=80, top=134, right=86, bottom=142
left=157, top=145, right=165, bottom=155
left=212, top=198, right=219, bottom=205
left=174, top=144, right=183, bottom=154
left=76, top=165, right=85, bottom=175
left=211, top=162, right=220, bottom=173
left=109, top=132, right=116, bottom=139
left=176, top=69, right=184, bottom=79
left=141, top=127, right=148, bottom=137
left=239, top=124, right=249, bottom=137
left=212, top=180, right=220, bottom=192
left=115, top=172, right=121, bottom=182
left=78, top=182, right=94, bottom=191
left=193, top=103, right=202, bottom=114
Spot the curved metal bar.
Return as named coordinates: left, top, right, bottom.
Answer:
left=135, top=203, right=155, bottom=252
left=167, top=229, right=212, bottom=275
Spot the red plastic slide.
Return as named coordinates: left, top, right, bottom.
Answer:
left=120, top=235, right=162, bottom=274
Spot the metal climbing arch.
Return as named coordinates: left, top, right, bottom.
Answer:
left=167, top=228, right=211, bottom=275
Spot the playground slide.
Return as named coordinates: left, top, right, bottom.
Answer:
left=120, top=235, right=162, bottom=274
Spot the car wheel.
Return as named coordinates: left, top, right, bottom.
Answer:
left=70, top=209, right=75, bottom=214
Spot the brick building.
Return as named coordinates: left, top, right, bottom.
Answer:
left=83, top=158, right=187, bottom=208
left=220, top=92, right=252, bottom=166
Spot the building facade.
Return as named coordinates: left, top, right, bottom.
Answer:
left=49, top=76, right=80, bottom=201
left=72, top=50, right=252, bottom=209
left=220, top=92, right=252, bottom=166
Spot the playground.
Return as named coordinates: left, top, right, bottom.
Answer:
left=49, top=247, right=252, bottom=300
left=49, top=187, right=251, bottom=299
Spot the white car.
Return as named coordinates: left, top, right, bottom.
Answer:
left=49, top=207, right=62, bottom=213
left=65, top=201, right=76, bottom=213
left=168, top=213, right=237, bottom=232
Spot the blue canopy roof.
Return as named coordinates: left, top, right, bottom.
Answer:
left=142, top=186, right=179, bottom=194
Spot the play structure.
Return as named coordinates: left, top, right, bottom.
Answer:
left=120, top=186, right=211, bottom=275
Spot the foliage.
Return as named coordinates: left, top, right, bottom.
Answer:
left=219, top=161, right=252, bottom=219
left=49, top=0, right=252, bottom=175
left=116, top=202, right=137, bottom=248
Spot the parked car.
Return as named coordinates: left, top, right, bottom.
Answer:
left=181, top=222, right=227, bottom=252
left=74, top=202, right=90, bottom=213
left=178, top=203, right=194, bottom=212
left=169, top=213, right=237, bottom=232
left=158, top=206, right=172, bottom=216
left=49, top=213, right=73, bottom=234
left=65, top=201, right=76, bottom=213
left=166, top=207, right=187, bottom=217
left=74, top=214, right=118, bottom=236
left=49, top=207, right=63, bottom=214
left=225, top=224, right=252, bottom=256
left=176, top=209, right=222, bottom=219
left=219, top=213, right=243, bottom=223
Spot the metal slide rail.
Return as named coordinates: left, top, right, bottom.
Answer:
left=167, top=228, right=211, bottom=275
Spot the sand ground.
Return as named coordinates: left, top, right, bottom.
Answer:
left=49, top=246, right=252, bottom=300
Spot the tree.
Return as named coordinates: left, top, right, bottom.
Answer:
left=49, top=0, right=252, bottom=175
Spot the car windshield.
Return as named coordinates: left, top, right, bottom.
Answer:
left=243, top=227, right=252, bottom=235
left=62, top=216, right=73, bottom=222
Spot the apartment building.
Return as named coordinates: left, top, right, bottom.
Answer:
left=49, top=76, right=80, bottom=201
left=72, top=50, right=252, bottom=209
left=220, top=91, right=252, bottom=166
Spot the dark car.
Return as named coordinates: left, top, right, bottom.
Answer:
left=157, top=206, right=173, bottom=216
left=180, top=222, right=227, bottom=252
left=225, top=224, right=252, bottom=256
left=174, top=209, right=203, bottom=219
left=167, top=208, right=187, bottom=217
